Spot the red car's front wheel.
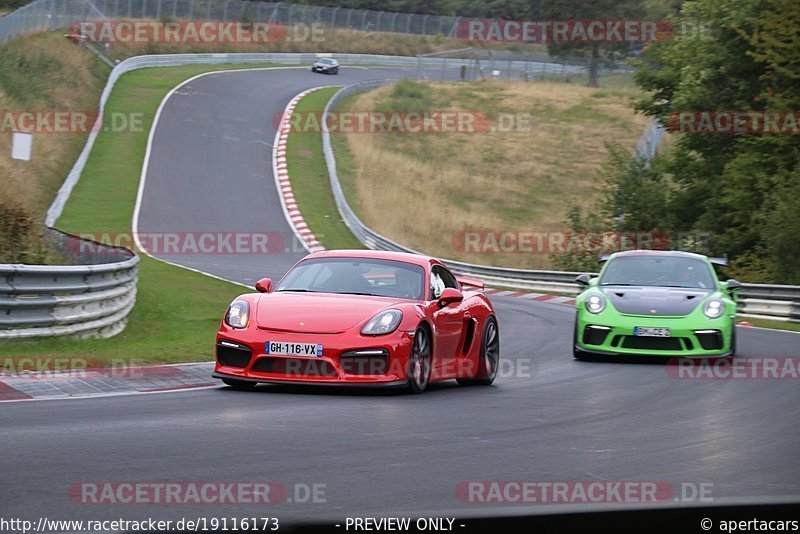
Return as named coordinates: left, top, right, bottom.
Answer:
left=407, top=327, right=432, bottom=393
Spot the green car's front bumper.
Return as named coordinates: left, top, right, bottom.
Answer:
left=574, top=311, right=735, bottom=358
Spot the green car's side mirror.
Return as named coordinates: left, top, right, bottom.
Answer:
left=576, top=274, right=592, bottom=287
left=726, top=279, right=742, bottom=290
left=724, top=279, right=742, bottom=294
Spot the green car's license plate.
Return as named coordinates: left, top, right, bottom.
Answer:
left=634, top=327, right=671, bottom=337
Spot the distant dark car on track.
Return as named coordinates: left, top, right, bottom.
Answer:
left=213, top=250, right=499, bottom=393
left=311, top=57, right=339, bottom=74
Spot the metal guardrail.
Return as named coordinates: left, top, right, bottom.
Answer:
left=0, top=229, right=138, bottom=339
left=0, top=0, right=626, bottom=73
left=320, top=80, right=800, bottom=324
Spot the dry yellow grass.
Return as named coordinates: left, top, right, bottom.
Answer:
left=0, top=32, right=107, bottom=261
left=0, top=33, right=107, bottom=213
left=339, top=77, right=650, bottom=269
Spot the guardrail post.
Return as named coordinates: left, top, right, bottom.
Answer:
left=447, top=15, right=460, bottom=37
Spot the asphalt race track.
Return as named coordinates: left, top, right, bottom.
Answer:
left=2, top=67, right=799, bottom=524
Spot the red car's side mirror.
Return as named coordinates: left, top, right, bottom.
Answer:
left=255, top=278, right=272, bottom=293
left=437, top=287, right=464, bottom=308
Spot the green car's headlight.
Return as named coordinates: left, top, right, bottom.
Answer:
left=585, top=293, right=606, bottom=314
left=225, top=300, right=250, bottom=329
left=361, top=310, right=402, bottom=335
left=703, top=298, right=725, bottom=319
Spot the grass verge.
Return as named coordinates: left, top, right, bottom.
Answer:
left=285, top=87, right=364, bottom=250
left=0, top=63, right=289, bottom=363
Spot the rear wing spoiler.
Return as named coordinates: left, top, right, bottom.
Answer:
left=456, top=275, right=485, bottom=290
left=598, top=253, right=610, bottom=263
left=709, top=256, right=729, bottom=267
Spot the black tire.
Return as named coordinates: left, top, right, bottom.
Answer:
left=222, top=378, right=257, bottom=391
left=457, top=316, right=500, bottom=386
left=407, top=326, right=432, bottom=393
left=729, top=325, right=737, bottom=357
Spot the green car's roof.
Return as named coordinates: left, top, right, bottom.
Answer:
left=604, top=250, right=712, bottom=263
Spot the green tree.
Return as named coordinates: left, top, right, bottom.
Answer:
left=621, top=0, right=800, bottom=282
left=540, top=0, right=647, bottom=87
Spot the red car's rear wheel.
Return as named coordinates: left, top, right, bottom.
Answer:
left=458, top=316, right=499, bottom=386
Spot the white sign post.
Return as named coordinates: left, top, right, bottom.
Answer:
left=11, top=130, right=33, bottom=161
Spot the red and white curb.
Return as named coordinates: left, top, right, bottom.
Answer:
left=273, top=87, right=335, bottom=254
left=0, top=362, right=217, bottom=403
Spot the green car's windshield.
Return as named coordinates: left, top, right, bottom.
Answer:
left=600, top=256, right=715, bottom=289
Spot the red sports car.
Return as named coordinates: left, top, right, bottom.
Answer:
left=213, top=250, right=499, bottom=393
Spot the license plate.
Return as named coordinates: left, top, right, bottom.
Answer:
left=265, top=341, right=323, bottom=357
left=634, top=327, right=671, bottom=337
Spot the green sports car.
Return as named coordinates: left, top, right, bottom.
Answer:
left=573, top=250, right=741, bottom=360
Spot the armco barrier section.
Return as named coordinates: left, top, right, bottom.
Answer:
left=0, top=229, right=138, bottom=339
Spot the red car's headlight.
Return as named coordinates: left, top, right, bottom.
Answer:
left=361, top=310, right=402, bottom=336
left=225, top=300, right=250, bottom=329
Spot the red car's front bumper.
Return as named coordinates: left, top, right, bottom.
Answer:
left=214, top=326, right=415, bottom=386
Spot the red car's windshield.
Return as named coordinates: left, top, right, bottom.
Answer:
left=276, top=257, right=425, bottom=299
